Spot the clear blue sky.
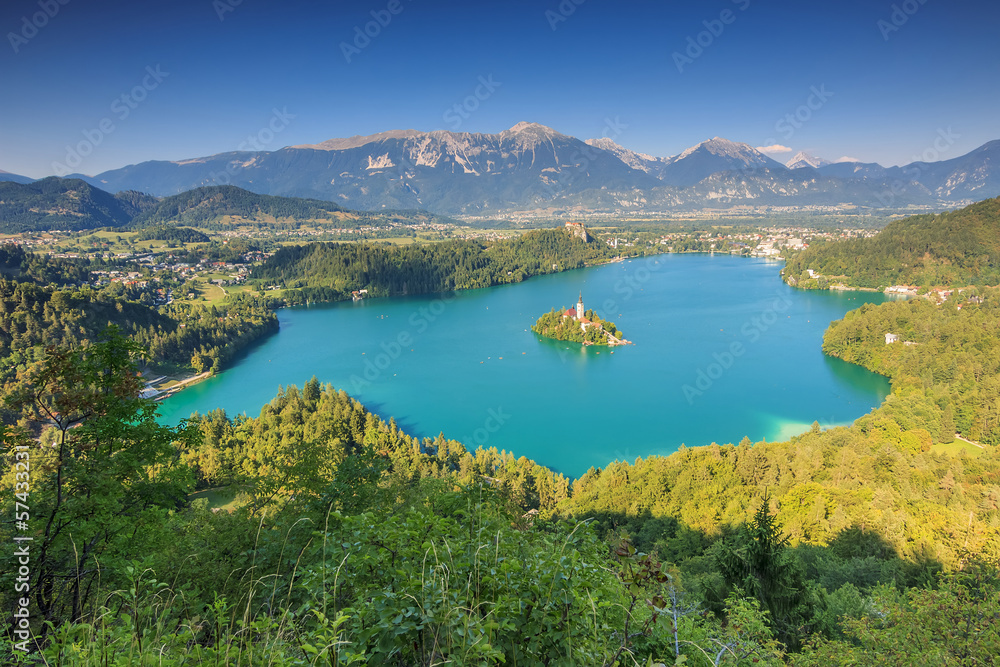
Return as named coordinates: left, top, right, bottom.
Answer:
left=2, top=0, right=998, bottom=178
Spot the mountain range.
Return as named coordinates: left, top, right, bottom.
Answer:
left=785, top=152, right=832, bottom=170
left=11, top=123, right=998, bottom=217
left=0, top=178, right=157, bottom=232
left=0, top=170, right=35, bottom=185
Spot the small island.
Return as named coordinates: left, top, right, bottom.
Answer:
left=532, top=293, right=632, bottom=347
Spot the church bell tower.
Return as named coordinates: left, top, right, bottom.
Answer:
left=576, top=292, right=584, bottom=319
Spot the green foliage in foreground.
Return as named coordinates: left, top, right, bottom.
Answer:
left=784, top=196, right=1000, bottom=289
left=790, top=563, right=1000, bottom=666
left=1, top=329, right=193, bottom=626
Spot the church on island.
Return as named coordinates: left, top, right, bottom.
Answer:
left=531, top=292, right=632, bottom=347
left=563, top=292, right=590, bottom=328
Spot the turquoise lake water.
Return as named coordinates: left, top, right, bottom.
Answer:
left=158, top=255, right=891, bottom=478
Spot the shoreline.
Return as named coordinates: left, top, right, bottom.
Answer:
left=155, top=256, right=905, bottom=471
left=158, top=253, right=906, bottom=465
left=144, top=371, right=212, bottom=401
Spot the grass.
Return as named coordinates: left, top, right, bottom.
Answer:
left=373, top=236, right=418, bottom=245
left=39, top=230, right=214, bottom=256
left=87, top=230, right=135, bottom=243
left=187, top=486, right=241, bottom=511
left=222, top=283, right=259, bottom=299
left=52, top=230, right=135, bottom=254
left=201, top=271, right=235, bottom=280
left=134, top=240, right=205, bottom=252
left=198, top=281, right=228, bottom=306
left=930, top=440, right=985, bottom=458
left=174, top=280, right=229, bottom=306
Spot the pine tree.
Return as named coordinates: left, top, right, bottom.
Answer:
left=715, top=496, right=810, bottom=649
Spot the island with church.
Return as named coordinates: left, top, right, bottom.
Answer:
left=532, top=293, right=632, bottom=347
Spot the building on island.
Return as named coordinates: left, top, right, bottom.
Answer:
left=563, top=292, right=592, bottom=330
left=541, top=291, right=631, bottom=347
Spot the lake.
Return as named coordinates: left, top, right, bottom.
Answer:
left=159, top=254, right=891, bottom=478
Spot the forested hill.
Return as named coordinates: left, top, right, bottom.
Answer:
left=0, top=276, right=278, bottom=385
left=0, top=244, right=279, bottom=384
left=132, top=185, right=349, bottom=228
left=554, top=288, right=1000, bottom=658
left=133, top=225, right=210, bottom=243
left=0, top=244, right=91, bottom=286
left=783, top=196, right=1000, bottom=289
left=0, top=180, right=457, bottom=233
left=0, top=177, right=157, bottom=232
left=132, top=185, right=458, bottom=230
left=251, top=227, right=623, bottom=303
left=822, top=295, right=1000, bottom=446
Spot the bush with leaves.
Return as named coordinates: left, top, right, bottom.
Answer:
left=0, top=327, right=195, bottom=642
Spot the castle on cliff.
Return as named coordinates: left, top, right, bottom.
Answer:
left=564, top=221, right=591, bottom=242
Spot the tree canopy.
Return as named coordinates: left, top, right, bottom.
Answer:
left=784, top=196, right=1000, bottom=289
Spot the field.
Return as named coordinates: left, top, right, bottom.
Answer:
left=929, top=439, right=985, bottom=458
